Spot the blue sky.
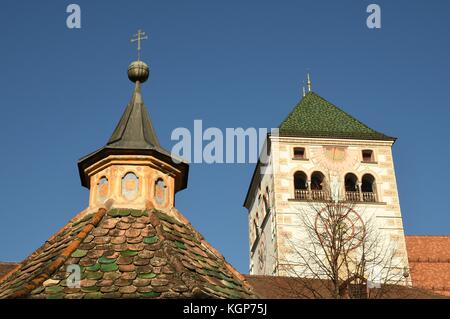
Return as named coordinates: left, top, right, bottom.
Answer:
left=0, top=1, right=449, bottom=273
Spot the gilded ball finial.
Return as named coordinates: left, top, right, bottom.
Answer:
left=129, top=30, right=149, bottom=83
left=128, top=60, right=149, bottom=83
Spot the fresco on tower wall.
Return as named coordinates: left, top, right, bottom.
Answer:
left=252, top=205, right=277, bottom=276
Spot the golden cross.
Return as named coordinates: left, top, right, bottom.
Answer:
left=131, top=29, right=148, bottom=61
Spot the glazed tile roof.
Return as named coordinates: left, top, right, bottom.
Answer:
left=0, top=207, right=256, bottom=299
left=2, top=234, right=450, bottom=299
left=405, top=236, right=450, bottom=296
left=279, top=92, right=395, bottom=141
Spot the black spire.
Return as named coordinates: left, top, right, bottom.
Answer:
left=77, top=60, right=188, bottom=191
left=107, top=82, right=160, bottom=149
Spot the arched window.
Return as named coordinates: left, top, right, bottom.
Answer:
left=294, top=171, right=308, bottom=200
left=154, top=178, right=167, bottom=205
left=263, top=194, right=270, bottom=215
left=311, top=171, right=325, bottom=190
left=253, top=220, right=259, bottom=238
left=361, top=174, right=377, bottom=202
left=265, top=186, right=271, bottom=208
left=257, top=194, right=262, bottom=217
left=345, top=173, right=359, bottom=202
left=311, top=171, right=325, bottom=200
left=345, top=173, right=358, bottom=192
left=97, top=176, right=109, bottom=202
left=122, top=172, right=139, bottom=200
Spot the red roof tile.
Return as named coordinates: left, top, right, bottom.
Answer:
left=0, top=263, right=18, bottom=280
left=405, top=236, right=450, bottom=296
left=244, top=275, right=443, bottom=299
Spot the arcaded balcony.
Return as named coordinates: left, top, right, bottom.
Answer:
left=293, top=171, right=328, bottom=201
left=344, top=173, right=378, bottom=202
left=292, top=171, right=379, bottom=203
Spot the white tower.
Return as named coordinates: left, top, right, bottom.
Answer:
left=244, top=88, right=409, bottom=286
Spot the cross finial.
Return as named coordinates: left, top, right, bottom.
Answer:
left=131, top=29, right=148, bottom=61
left=307, top=72, right=312, bottom=92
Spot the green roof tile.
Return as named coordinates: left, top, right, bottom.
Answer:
left=139, top=291, right=161, bottom=298
left=279, top=92, right=395, bottom=141
left=81, top=286, right=100, bottom=293
left=174, top=241, right=186, bottom=250
left=131, top=209, right=148, bottom=217
left=85, top=272, right=103, bottom=280
left=120, top=250, right=139, bottom=257
left=85, top=263, right=100, bottom=271
left=84, top=292, right=103, bottom=299
left=138, top=272, right=157, bottom=279
left=31, top=286, right=45, bottom=295
left=100, top=263, right=118, bottom=272
left=143, top=236, right=159, bottom=244
left=98, top=256, right=116, bottom=264
left=71, top=249, right=88, bottom=258
left=45, top=285, right=64, bottom=294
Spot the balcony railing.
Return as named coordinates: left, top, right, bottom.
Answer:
left=311, top=190, right=326, bottom=201
left=294, top=189, right=327, bottom=201
left=294, top=189, right=309, bottom=200
left=345, top=191, right=360, bottom=202
left=362, top=192, right=377, bottom=202
left=345, top=191, right=377, bottom=202
left=294, top=189, right=378, bottom=202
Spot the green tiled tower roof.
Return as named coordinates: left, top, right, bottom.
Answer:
left=279, top=92, right=395, bottom=141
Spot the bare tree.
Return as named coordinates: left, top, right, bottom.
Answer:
left=276, top=183, right=410, bottom=299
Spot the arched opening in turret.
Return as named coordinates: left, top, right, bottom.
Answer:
left=97, top=176, right=109, bottom=202
left=122, top=172, right=139, bottom=200
left=154, top=178, right=167, bottom=206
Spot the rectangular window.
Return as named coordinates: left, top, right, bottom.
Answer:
left=349, top=284, right=368, bottom=299
left=293, top=147, right=306, bottom=159
left=362, top=150, right=374, bottom=162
